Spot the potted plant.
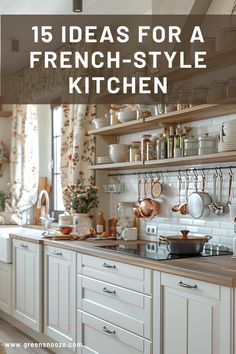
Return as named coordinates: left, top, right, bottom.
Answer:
left=63, top=173, right=99, bottom=228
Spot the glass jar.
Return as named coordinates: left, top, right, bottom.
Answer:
left=184, top=136, right=198, bottom=157
left=141, top=134, right=152, bottom=161
left=136, top=105, right=153, bottom=119
left=198, top=133, right=216, bottom=155
left=146, top=141, right=157, bottom=161
left=129, top=141, right=141, bottom=162
left=58, top=213, right=73, bottom=235
left=116, top=202, right=134, bottom=229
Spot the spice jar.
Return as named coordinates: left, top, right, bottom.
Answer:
left=141, top=134, right=152, bottom=161
left=146, top=141, right=157, bottom=161
left=129, top=141, right=141, bottom=162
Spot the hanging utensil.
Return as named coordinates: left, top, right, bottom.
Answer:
left=172, top=173, right=182, bottom=212
left=151, top=172, right=162, bottom=198
left=188, top=170, right=212, bottom=219
left=215, top=169, right=224, bottom=216
left=139, top=177, right=159, bottom=218
left=180, top=173, right=189, bottom=215
left=209, top=171, right=219, bottom=214
left=227, top=170, right=233, bottom=206
left=133, top=177, right=143, bottom=218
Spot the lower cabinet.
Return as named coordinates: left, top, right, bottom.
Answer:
left=0, top=261, right=12, bottom=314
left=12, top=239, right=42, bottom=332
left=44, top=246, right=76, bottom=348
left=153, top=271, right=234, bottom=354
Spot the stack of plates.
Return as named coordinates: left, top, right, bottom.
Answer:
left=219, top=119, right=236, bottom=152
left=97, top=156, right=112, bottom=164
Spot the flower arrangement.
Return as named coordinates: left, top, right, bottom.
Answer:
left=63, top=173, right=99, bottom=214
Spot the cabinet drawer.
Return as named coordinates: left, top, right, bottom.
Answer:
left=77, top=310, right=151, bottom=354
left=77, top=275, right=151, bottom=340
left=13, top=239, right=38, bottom=253
left=44, top=246, right=73, bottom=261
left=77, top=254, right=151, bottom=294
left=161, top=273, right=220, bottom=300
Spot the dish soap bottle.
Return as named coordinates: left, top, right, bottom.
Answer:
left=96, top=212, right=105, bottom=235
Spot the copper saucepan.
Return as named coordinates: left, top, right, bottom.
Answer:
left=139, top=178, right=159, bottom=219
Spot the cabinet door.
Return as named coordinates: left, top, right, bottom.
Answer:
left=12, top=240, right=42, bottom=332
left=153, top=272, right=233, bottom=354
left=44, top=246, right=76, bottom=347
left=0, top=262, right=12, bottom=314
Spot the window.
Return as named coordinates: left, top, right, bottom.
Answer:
left=52, top=105, right=64, bottom=214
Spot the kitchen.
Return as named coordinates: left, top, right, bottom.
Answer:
left=1, top=1, right=236, bottom=354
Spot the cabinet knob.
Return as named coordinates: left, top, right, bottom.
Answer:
left=102, top=326, right=116, bottom=335
left=178, top=281, right=197, bottom=289
left=102, top=262, right=116, bottom=269
left=103, top=287, right=116, bottom=295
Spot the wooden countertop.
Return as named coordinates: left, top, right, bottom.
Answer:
left=9, top=229, right=236, bottom=287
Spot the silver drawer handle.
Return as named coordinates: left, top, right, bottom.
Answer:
left=178, top=281, right=197, bottom=289
left=103, top=287, right=116, bottom=295
left=20, top=244, right=28, bottom=249
left=52, top=251, right=62, bottom=256
left=103, top=262, right=116, bottom=269
left=102, top=326, right=116, bottom=335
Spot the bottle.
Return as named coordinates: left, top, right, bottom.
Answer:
left=174, top=127, right=180, bottom=149
left=167, top=126, right=174, bottom=158
left=159, top=129, right=167, bottom=159
left=96, top=212, right=105, bottom=235
left=180, top=126, right=188, bottom=150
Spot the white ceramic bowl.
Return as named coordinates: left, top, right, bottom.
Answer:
left=92, top=118, right=109, bottom=129
left=117, top=110, right=137, bottom=123
left=109, top=144, right=129, bottom=163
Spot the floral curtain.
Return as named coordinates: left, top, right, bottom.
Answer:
left=61, top=104, right=96, bottom=191
left=6, top=105, right=39, bottom=224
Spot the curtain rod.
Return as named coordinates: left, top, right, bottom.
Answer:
left=108, top=165, right=236, bottom=178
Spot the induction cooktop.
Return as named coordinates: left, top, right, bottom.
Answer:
left=96, top=242, right=232, bottom=261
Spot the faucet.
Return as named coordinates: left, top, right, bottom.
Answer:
left=37, top=190, right=54, bottom=229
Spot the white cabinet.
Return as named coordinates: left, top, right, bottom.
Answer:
left=0, top=262, right=12, bottom=314
left=12, top=239, right=42, bottom=332
left=44, top=246, right=76, bottom=347
left=77, top=253, right=152, bottom=353
left=153, top=271, right=234, bottom=354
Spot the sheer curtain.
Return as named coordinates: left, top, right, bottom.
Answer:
left=6, top=105, right=39, bottom=224
left=60, top=104, right=96, bottom=191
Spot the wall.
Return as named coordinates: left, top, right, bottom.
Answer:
left=0, top=106, right=12, bottom=194
left=103, top=112, right=236, bottom=250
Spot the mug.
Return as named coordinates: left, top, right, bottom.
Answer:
left=122, top=227, right=137, bottom=240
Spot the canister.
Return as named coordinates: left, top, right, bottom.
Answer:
left=198, top=133, right=216, bottom=155
left=184, top=137, right=198, bottom=157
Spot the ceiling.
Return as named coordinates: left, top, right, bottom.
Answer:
left=0, top=0, right=151, bottom=15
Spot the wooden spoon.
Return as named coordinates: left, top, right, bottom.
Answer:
left=172, top=176, right=182, bottom=212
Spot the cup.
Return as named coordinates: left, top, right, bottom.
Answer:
left=121, top=227, right=137, bottom=241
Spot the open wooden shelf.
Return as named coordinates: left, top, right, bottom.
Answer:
left=89, top=151, right=236, bottom=171
left=89, top=161, right=144, bottom=170
left=161, top=47, right=236, bottom=83
left=88, top=104, right=236, bottom=136
left=0, top=111, right=12, bottom=118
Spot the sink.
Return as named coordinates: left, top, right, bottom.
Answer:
left=0, top=226, right=45, bottom=263
left=0, top=226, right=22, bottom=263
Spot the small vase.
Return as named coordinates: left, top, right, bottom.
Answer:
left=75, top=213, right=93, bottom=229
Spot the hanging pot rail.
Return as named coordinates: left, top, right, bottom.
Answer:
left=108, top=166, right=235, bottom=178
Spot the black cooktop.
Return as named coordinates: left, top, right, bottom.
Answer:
left=96, top=243, right=232, bottom=261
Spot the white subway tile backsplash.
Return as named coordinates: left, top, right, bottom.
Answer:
left=107, top=113, right=236, bottom=250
